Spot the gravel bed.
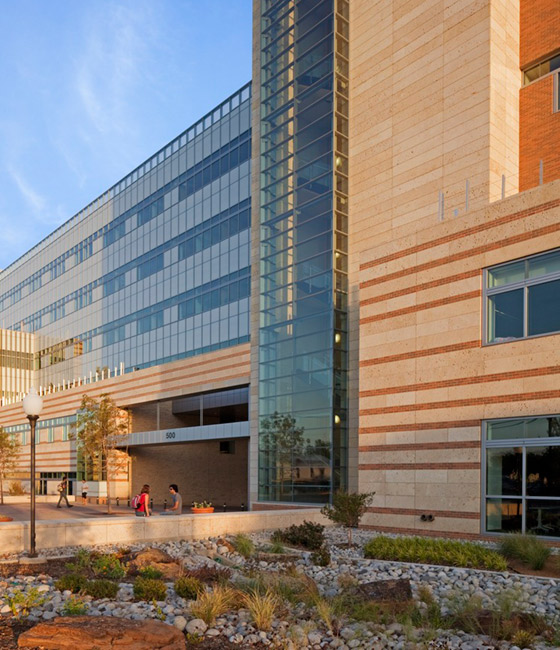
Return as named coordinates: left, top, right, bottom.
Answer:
left=0, top=528, right=558, bottom=649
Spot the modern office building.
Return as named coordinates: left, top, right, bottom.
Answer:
left=1, top=0, right=560, bottom=538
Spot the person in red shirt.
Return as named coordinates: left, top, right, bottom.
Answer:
left=135, top=484, right=151, bottom=517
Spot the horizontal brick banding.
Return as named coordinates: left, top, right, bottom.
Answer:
left=360, top=290, right=480, bottom=325
left=360, top=390, right=560, bottom=416
left=365, top=507, right=479, bottom=519
left=359, top=462, right=479, bottom=470
left=360, top=341, right=480, bottom=367
left=359, top=365, right=560, bottom=397
left=359, top=198, right=560, bottom=273
left=359, top=420, right=480, bottom=434
left=359, top=441, right=480, bottom=452
left=360, top=218, right=560, bottom=291
left=360, top=270, right=480, bottom=306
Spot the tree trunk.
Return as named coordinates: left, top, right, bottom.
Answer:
left=106, top=459, right=112, bottom=514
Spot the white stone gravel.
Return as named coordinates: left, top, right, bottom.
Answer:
left=0, top=527, right=558, bottom=649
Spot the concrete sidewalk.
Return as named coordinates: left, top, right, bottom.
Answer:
left=0, top=502, right=144, bottom=522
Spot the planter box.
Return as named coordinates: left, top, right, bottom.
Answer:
left=191, top=507, right=214, bottom=514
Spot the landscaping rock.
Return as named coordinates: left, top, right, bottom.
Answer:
left=127, top=547, right=182, bottom=579
left=186, top=618, right=207, bottom=635
left=359, top=578, right=412, bottom=601
left=17, top=616, right=185, bottom=649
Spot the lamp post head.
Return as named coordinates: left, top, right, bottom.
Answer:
left=23, top=387, right=43, bottom=418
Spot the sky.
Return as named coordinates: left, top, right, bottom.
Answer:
left=0, top=0, right=252, bottom=271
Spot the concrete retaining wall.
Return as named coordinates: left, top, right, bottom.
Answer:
left=0, top=509, right=328, bottom=555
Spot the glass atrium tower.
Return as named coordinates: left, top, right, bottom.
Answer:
left=255, top=0, right=349, bottom=503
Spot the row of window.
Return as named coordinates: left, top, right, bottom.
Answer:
left=0, top=127, right=250, bottom=313
left=18, top=198, right=250, bottom=332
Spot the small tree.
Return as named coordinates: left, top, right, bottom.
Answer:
left=0, top=428, right=20, bottom=505
left=260, top=412, right=305, bottom=498
left=73, top=393, right=129, bottom=514
left=321, top=491, right=375, bottom=547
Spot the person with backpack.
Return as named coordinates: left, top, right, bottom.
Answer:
left=133, top=484, right=151, bottom=517
left=56, top=476, right=73, bottom=508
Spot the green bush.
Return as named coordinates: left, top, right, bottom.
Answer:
left=55, top=573, right=87, bottom=594
left=65, top=548, right=92, bottom=573
left=175, top=576, right=204, bottom=600
left=498, top=534, right=551, bottom=570
left=92, top=553, right=126, bottom=580
left=133, top=577, right=167, bottom=602
left=85, top=579, right=119, bottom=600
left=271, top=520, right=325, bottom=551
left=363, top=535, right=507, bottom=571
left=310, top=545, right=331, bottom=567
left=62, top=595, right=88, bottom=616
left=321, top=491, right=375, bottom=546
left=139, top=565, right=164, bottom=580
left=233, top=534, right=255, bottom=558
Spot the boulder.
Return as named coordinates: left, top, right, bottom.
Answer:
left=127, top=547, right=182, bottom=579
left=358, top=578, right=412, bottom=601
left=18, top=616, right=185, bottom=649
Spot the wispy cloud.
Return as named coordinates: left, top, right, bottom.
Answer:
left=7, top=166, right=46, bottom=214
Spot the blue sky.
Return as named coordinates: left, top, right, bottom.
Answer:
left=0, top=1, right=252, bottom=270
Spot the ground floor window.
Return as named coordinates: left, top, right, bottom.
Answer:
left=484, top=416, right=560, bottom=537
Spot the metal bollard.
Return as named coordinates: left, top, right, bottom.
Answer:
left=241, top=502, right=245, bottom=511
left=96, top=497, right=99, bottom=505
left=164, top=499, right=167, bottom=510
left=150, top=498, right=154, bottom=510
left=223, top=502, right=227, bottom=512
left=127, top=498, right=130, bottom=507
left=116, top=497, right=120, bottom=507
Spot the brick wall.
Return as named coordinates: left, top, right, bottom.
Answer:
left=520, top=0, right=560, bottom=68
left=520, top=74, right=560, bottom=190
left=358, top=181, right=560, bottom=537
left=130, top=439, right=248, bottom=510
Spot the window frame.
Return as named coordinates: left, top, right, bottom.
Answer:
left=482, top=416, right=560, bottom=540
left=483, top=248, right=560, bottom=345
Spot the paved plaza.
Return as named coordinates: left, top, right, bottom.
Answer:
left=0, top=502, right=155, bottom=522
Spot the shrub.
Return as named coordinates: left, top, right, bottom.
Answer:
left=65, top=549, right=92, bottom=574
left=7, top=481, right=26, bottom=496
left=55, top=573, right=88, bottom=594
left=321, top=491, right=375, bottom=546
left=139, top=565, right=163, bottom=580
left=271, top=520, right=325, bottom=551
left=133, top=577, right=167, bottom=602
left=190, top=585, right=237, bottom=625
left=267, top=540, right=285, bottom=554
left=499, top=533, right=551, bottom=570
left=183, top=566, right=231, bottom=585
left=92, top=553, right=126, bottom=580
left=85, top=579, right=119, bottom=600
left=363, top=535, right=507, bottom=571
left=310, top=545, right=331, bottom=567
left=511, top=630, right=535, bottom=649
left=5, top=587, right=45, bottom=618
left=233, top=533, right=255, bottom=558
left=175, top=576, right=204, bottom=600
left=243, top=589, right=279, bottom=631
left=62, top=595, right=88, bottom=616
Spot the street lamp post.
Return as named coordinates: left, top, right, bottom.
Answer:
left=22, top=387, right=43, bottom=557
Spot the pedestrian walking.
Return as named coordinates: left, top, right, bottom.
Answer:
left=56, top=476, right=73, bottom=508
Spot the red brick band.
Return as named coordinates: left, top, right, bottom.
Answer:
left=360, top=365, right=560, bottom=397
left=359, top=419, right=480, bottom=434
left=361, top=269, right=480, bottom=306
left=360, top=198, right=560, bottom=272
left=359, top=440, right=480, bottom=452
left=365, top=506, right=479, bottom=519
left=359, top=462, right=479, bottom=470
left=360, top=219, right=560, bottom=290
left=360, top=290, right=480, bottom=325
left=360, top=341, right=480, bottom=367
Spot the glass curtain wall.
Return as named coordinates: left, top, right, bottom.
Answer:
left=257, top=0, right=349, bottom=503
